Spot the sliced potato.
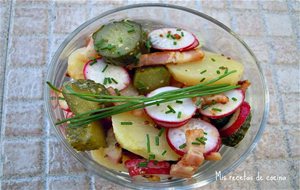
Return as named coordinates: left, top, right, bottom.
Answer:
left=67, top=38, right=99, bottom=80
left=91, top=148, right=129, bottom=172
left=112, top=112, right=180, bottom=161
left=167, top=51, right=244, bottom=86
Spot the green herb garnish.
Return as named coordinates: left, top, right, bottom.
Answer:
left=179, top=143, right=186, bottom=149
left=176, top=100, right=183, bottom=104
left=146, top=134, right=151, bottom=153
left=155, top=136, right=159, bottom=146
left=111, top=78, right=118, bottom=84
left=102, top=64, right=108, bottom=72
left=138, top=161, right=148, bottom=167
left=232, top=97, right=237, bottom=101
left=192, top=142, right=201, bottom=145
left=177, top=111, right=182, bottom=119
left=200, top=78, right=206, bottom=82
left=158, top=128, right=165, bottom=137
left=161, top=150, right=167, bottom=156
left=121, top=122, right=133, bottom=125
left=212, top=108, right=222, bottom=112
left=200, top=70, right=207, bottom=74
left=149, top=154, right=155, bottom=160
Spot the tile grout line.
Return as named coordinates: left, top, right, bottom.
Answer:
left=257, top=1, right=298, bottom=190
left=45, top=0, right=56, bottom=189
left=0, top=0, right=14, bottom=185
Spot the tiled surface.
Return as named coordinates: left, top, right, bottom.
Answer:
left=0, top=0, right=299, bottom=190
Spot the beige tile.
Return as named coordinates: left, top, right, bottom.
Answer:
left=13, top=7, right=48, bottom=36
left=268, top=94, right=281, bottom=125
left=231, top=0, right=259, bottom=10
left=243, top=37, right=270, bottom=64
left=93, top=176, right=129, bottom=190
left=255, top=124, right=288, bottom=159
left=201, top=0, right=227, bottom=9
left=54, top=0, right=87, bottom=6
left=49, top=176, right=90, bottom=190
left=203, top=9, right=231, bottom=28
left=89, top=4, right=121, bottom=20
left=261, top=0, right=288, bottom=11
left=10, top=37, right=48, bottom=66
left=290, top=0, right=300, bottom=12
left=2, top=179, right=44, bottom=190
left=48, top=139, right=86, bottom=174
left=3, top=140, right=44, bottom=178
left=6, top=68, right=44, bottom=100
left=285, top=127, right=300, bottom=157
left=4, top=101, right=44, bottom=137
left=91, top=0, right=126, bottom=6
left=275, top=64, right=300, bottom=93
left=270, top=37, right=299, bottom=65
left=15, top=0, right=49, bottom=7
left=234, top=11, right=264, bottom=36
left=255, top=160, right=293, bottom=190
left=265, top=13, right=293, bottom=36
left=159, top=0, right=198, bottom=10
left=281, top=93, right=300, bottom=124
left=53, top=6, right=88, bottom=34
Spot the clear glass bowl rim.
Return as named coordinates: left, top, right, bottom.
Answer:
left=44, top=3, right=269, bottom=189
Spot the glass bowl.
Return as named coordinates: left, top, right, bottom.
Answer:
left=44, top=3, right=269, bottom=189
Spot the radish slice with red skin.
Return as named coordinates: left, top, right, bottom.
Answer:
left=167, top=118, right=221, bottom=156
left=83, top=59, right=130, bottom=90
left=199, top=89, right=244, bottom=119
left=149, top=28, right=196, bottom=51
left=145, top=86, right=196, bottom=128
left=181, top=38, right=199, bottom=51
left=219, top=101, right=251, bottom=137
left=125, top=159, right=171, bottom=179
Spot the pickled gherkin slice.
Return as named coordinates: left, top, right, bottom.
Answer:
left=133, top=66, right=171, bottom=94
left=66, top=121, right=106, bottom=151
left=62, top=79, right=109, bottom=115
left=62, top=79, right=109, bottom=151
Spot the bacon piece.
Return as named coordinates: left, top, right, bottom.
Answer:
left=238, top=80, right=251, bottom=93
left=170, top=129, right=205, bottom=178
left=201, top=94, right=229, bottom=106
left=131, top=49, right=204, bottom=68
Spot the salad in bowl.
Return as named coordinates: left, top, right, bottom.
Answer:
left=45, top=4, right=268, bottom=189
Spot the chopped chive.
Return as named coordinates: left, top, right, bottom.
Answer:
left=155, top=136, right=159, bottom=146
left=111, top=78, right=118, bottom=84
left=114, top=88, right=121, bottom=96
left=212, top=108, right=222, bottom=112
left=216, top=70, right=221, bottom=74
left=153, top=160, right=158, bottom=165
left=107, top=77, right=112, bottom=84
left=138, top=161, right=148, bottom=167
left=165, top=110, right=173, bottom=114
left=166, top=33, right=171, bottom=38
left=171, top=35, right=176, bottom=40
left=176, top=100, right=183, bottom=104
left=90, top=59, right=98, bottom=65
left=127, top=28, right=135, bottom=33
left=181, top=31, right=184, bottom=37
left=176, top=28, right=182, bottom=31
left=196, top=137, right=207, bottom=144
left=179, top=143, right=186, bottom=149
left=156, top=103, right=160, bottom=106
left=177, top=111, right=182, bottom=119
left=225, top=68, right=228, bottom=74
left=204, top=132, right=208, bottom=135
left=101, top=64, right=108, bottom=72
left=202, top=104, right=210, bottom=110
left=167, top=105, right=176, bottom=113
left=161, top=150, right=167, bottom=156
left=120, top=122, right=133, bottom=125
left=103, top=78, right=108, bottom=85
left=145, top=39, right=151, bottom=49
left=158, top=128, right=165, bottom=137
left=195, top=99, right=201, bottom=106
left=211, top=58, right=216, bottom=62
left=200, top=78, right=206, bottom=82
left=232, top=97, right=237, bottom=101
left=146, top=134, right=151, bottom=153
left=192, top=142, right=201, bottom=145
left=173, top=41, right=177, bottom=45
left=219, top=66, right=226, bottom=70
left=149, top=154, right=155, bottom=160
left=200, top=70, right=207, bottom=74
left=58, top=97, right=65, bottom=100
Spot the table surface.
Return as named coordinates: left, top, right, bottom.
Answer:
left=0, top=0, right=299, bottom=189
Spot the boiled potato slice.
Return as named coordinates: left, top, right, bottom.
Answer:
left=67, top=38, right=99, bottom=79
left=112, top=112, right=179, bottom=161
left=91, top=148, right=129, bottom=172
left=167, top=51, right=244, bottom=86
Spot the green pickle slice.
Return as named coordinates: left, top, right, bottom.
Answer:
left=133, top=66, right=171, bottom=94
left=62, top=79, right=109, bottom=151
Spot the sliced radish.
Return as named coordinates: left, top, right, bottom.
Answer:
left=199, top=89, right=244, bottom=119
left=83, top=58, right=130, bottom=90
left=145, top=86, right=196, bottom=128
left=167, top=118, right=221, bottom=156
left=125, top=159, right=171, bottom=180
left=182, top=38, right=199, bottom=51
left=219, top=101, right=251, bottom=137
left=149, top=28, right=196, bottom=51
left=58, top=93, right=70, bottom=112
